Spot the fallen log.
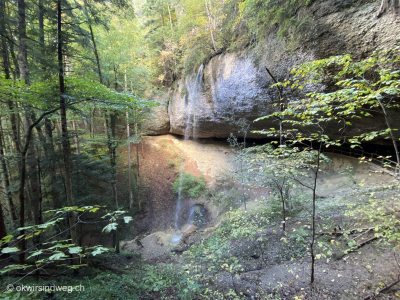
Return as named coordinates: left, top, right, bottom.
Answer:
left=336, top=236, right=379, bottom=260
left=363, top=277, right=400, bottom=300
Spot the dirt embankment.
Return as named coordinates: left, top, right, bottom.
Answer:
left=117, top=134, right=234, bottom=236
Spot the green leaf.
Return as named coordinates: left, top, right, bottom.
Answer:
left=49, top=252, right=67, bottom=261
left=1, top=247, right=20, bottom=254
left=102, top=223, right=118, bottom=233
left=27, top=250, right=44, bottom=259
left=123, top=216, right=133, bottom=224
left=0, top=235, right=13, bottom=244
left=68, top=246, right=83, bottom=254
left=92, top=246, right=109, bottom=256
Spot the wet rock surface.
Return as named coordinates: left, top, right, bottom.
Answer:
left=168, top=0, right=400, bottom=140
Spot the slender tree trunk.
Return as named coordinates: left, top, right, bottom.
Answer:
left=124, top=71, right=134, bottom=210
left=204, top=0, right=216, bottom=51
left=24, top=114, right=41, bottom=233
left=105, top=114, right=118, bottom=208
left=36, top=121, right=60, bottom=209
left=130, top=83, right=141, bottom=211
left=5, top=0, right=19, bottom=78
left=0, top=0, right=10, bottom=80
left=160, top=11, right=165, bottom=27
left=71, top=120, right=79, bottom=154
left=88, top=24, right=103, bottom=84
left=167, top=3, right=174, bottom=36
left=310, top=144, right=322, bottom=284
left=377, top=99, right=400, bottom=175
left=0, top=118, right=17, bottom=223
left=90, top=109, right=95, bottom=139
left=4, top=2, right=21, bottom=155
left=104, top=64, right=121, bottom=253
left=44, top=119, right=61, bottom=208
left=18, top=0, right=29, bottom=84
left=127, top=111, right=133, bottom=209
left=38, top=0, right=44, bottom=46
left=0, top=201, right=7, bottom=248
left=8, top=101, right=21, bottom=154
left=58, top=0, right=78, bottom=248
left=37, top=158, right=43, bottom=226
left=38, top=0, right=47, bottom=78
left=18, top=151, right=27, bottom=264
left=0, top=7, right=17, bottom=225
left=110, top=67, right=118, bottom=209
left=280, top=189, right=286, bottom=232
left=135, top=122, right=140, bottom=211
left=265, top=67, right=284, bottom=145
left=17, top=0, right=29, bottom=264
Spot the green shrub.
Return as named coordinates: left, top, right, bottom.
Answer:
left=172, top=172, right=206, bottom=198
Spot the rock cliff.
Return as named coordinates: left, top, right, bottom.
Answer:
left=161, top=0, right=400, bottom=140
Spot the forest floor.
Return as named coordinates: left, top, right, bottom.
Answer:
left=120, top=148, right=400, bottom=300
left=2, top=142, right=399, bottom=300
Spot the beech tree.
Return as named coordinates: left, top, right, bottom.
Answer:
left=254, top=46, right=400, bottom=283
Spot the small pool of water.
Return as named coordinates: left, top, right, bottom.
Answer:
left=171, top=234, right=182, bottom=243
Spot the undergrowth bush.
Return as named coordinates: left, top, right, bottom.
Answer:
left=172, top=172, right=206, bottom=198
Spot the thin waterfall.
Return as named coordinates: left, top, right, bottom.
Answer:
left=171, top=64, right=204, bottom=243
left=187, top=206, right=196, bottom=225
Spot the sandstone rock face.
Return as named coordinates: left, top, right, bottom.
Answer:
left=142, top=96, right=170, bottom=135
left=168, top=0, right=400, bottom=140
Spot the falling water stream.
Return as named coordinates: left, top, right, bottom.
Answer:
left=171, top=64, right=204, bottom=243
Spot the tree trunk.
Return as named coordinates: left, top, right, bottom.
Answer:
left=204, top=0, right=217, bottom=51
left=0, top=117, right=17, bottom=224
left=160, top=11, right=165, bottom=27
left=5, top=0, right=19, bottom=78
left=167, top=3, right=174, bottom=36
left=35, top=118, right=61, bottom=210
left=38, top=0, right=44, bottom=46
left=127, top=111, right=133, bottom=209
left=88, top=24, right=103, bottom=84
left=310, top=145, right=322, bottom=284
left=71, top=120, right=80, bottom=154
left=44, top=119, right=61, bottom=208
left=125, top=71, right=133, bottom=210
left=377, top=98, right=400, bottom=176
left=24, top=114, right=41, bottom=233
left=18, top=0, right=29, bottom=84
left=135, top=122, right=140, bottom=211
left=17, top=0, right=29, bottom=265
left=0, top=201, right=7, bottom=249
left=58, top=0, right=78, bottom=248
left=105, top=113, right=118, bottom=208
left=0, top=9, right=17, bottom=224
left=90, top=109, right=95, bottom=139
left=0, top=0, right=10, bottom=80
left=279, top=188, right=286, bottom=232
left=265, top=67, right=284, bottom=145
